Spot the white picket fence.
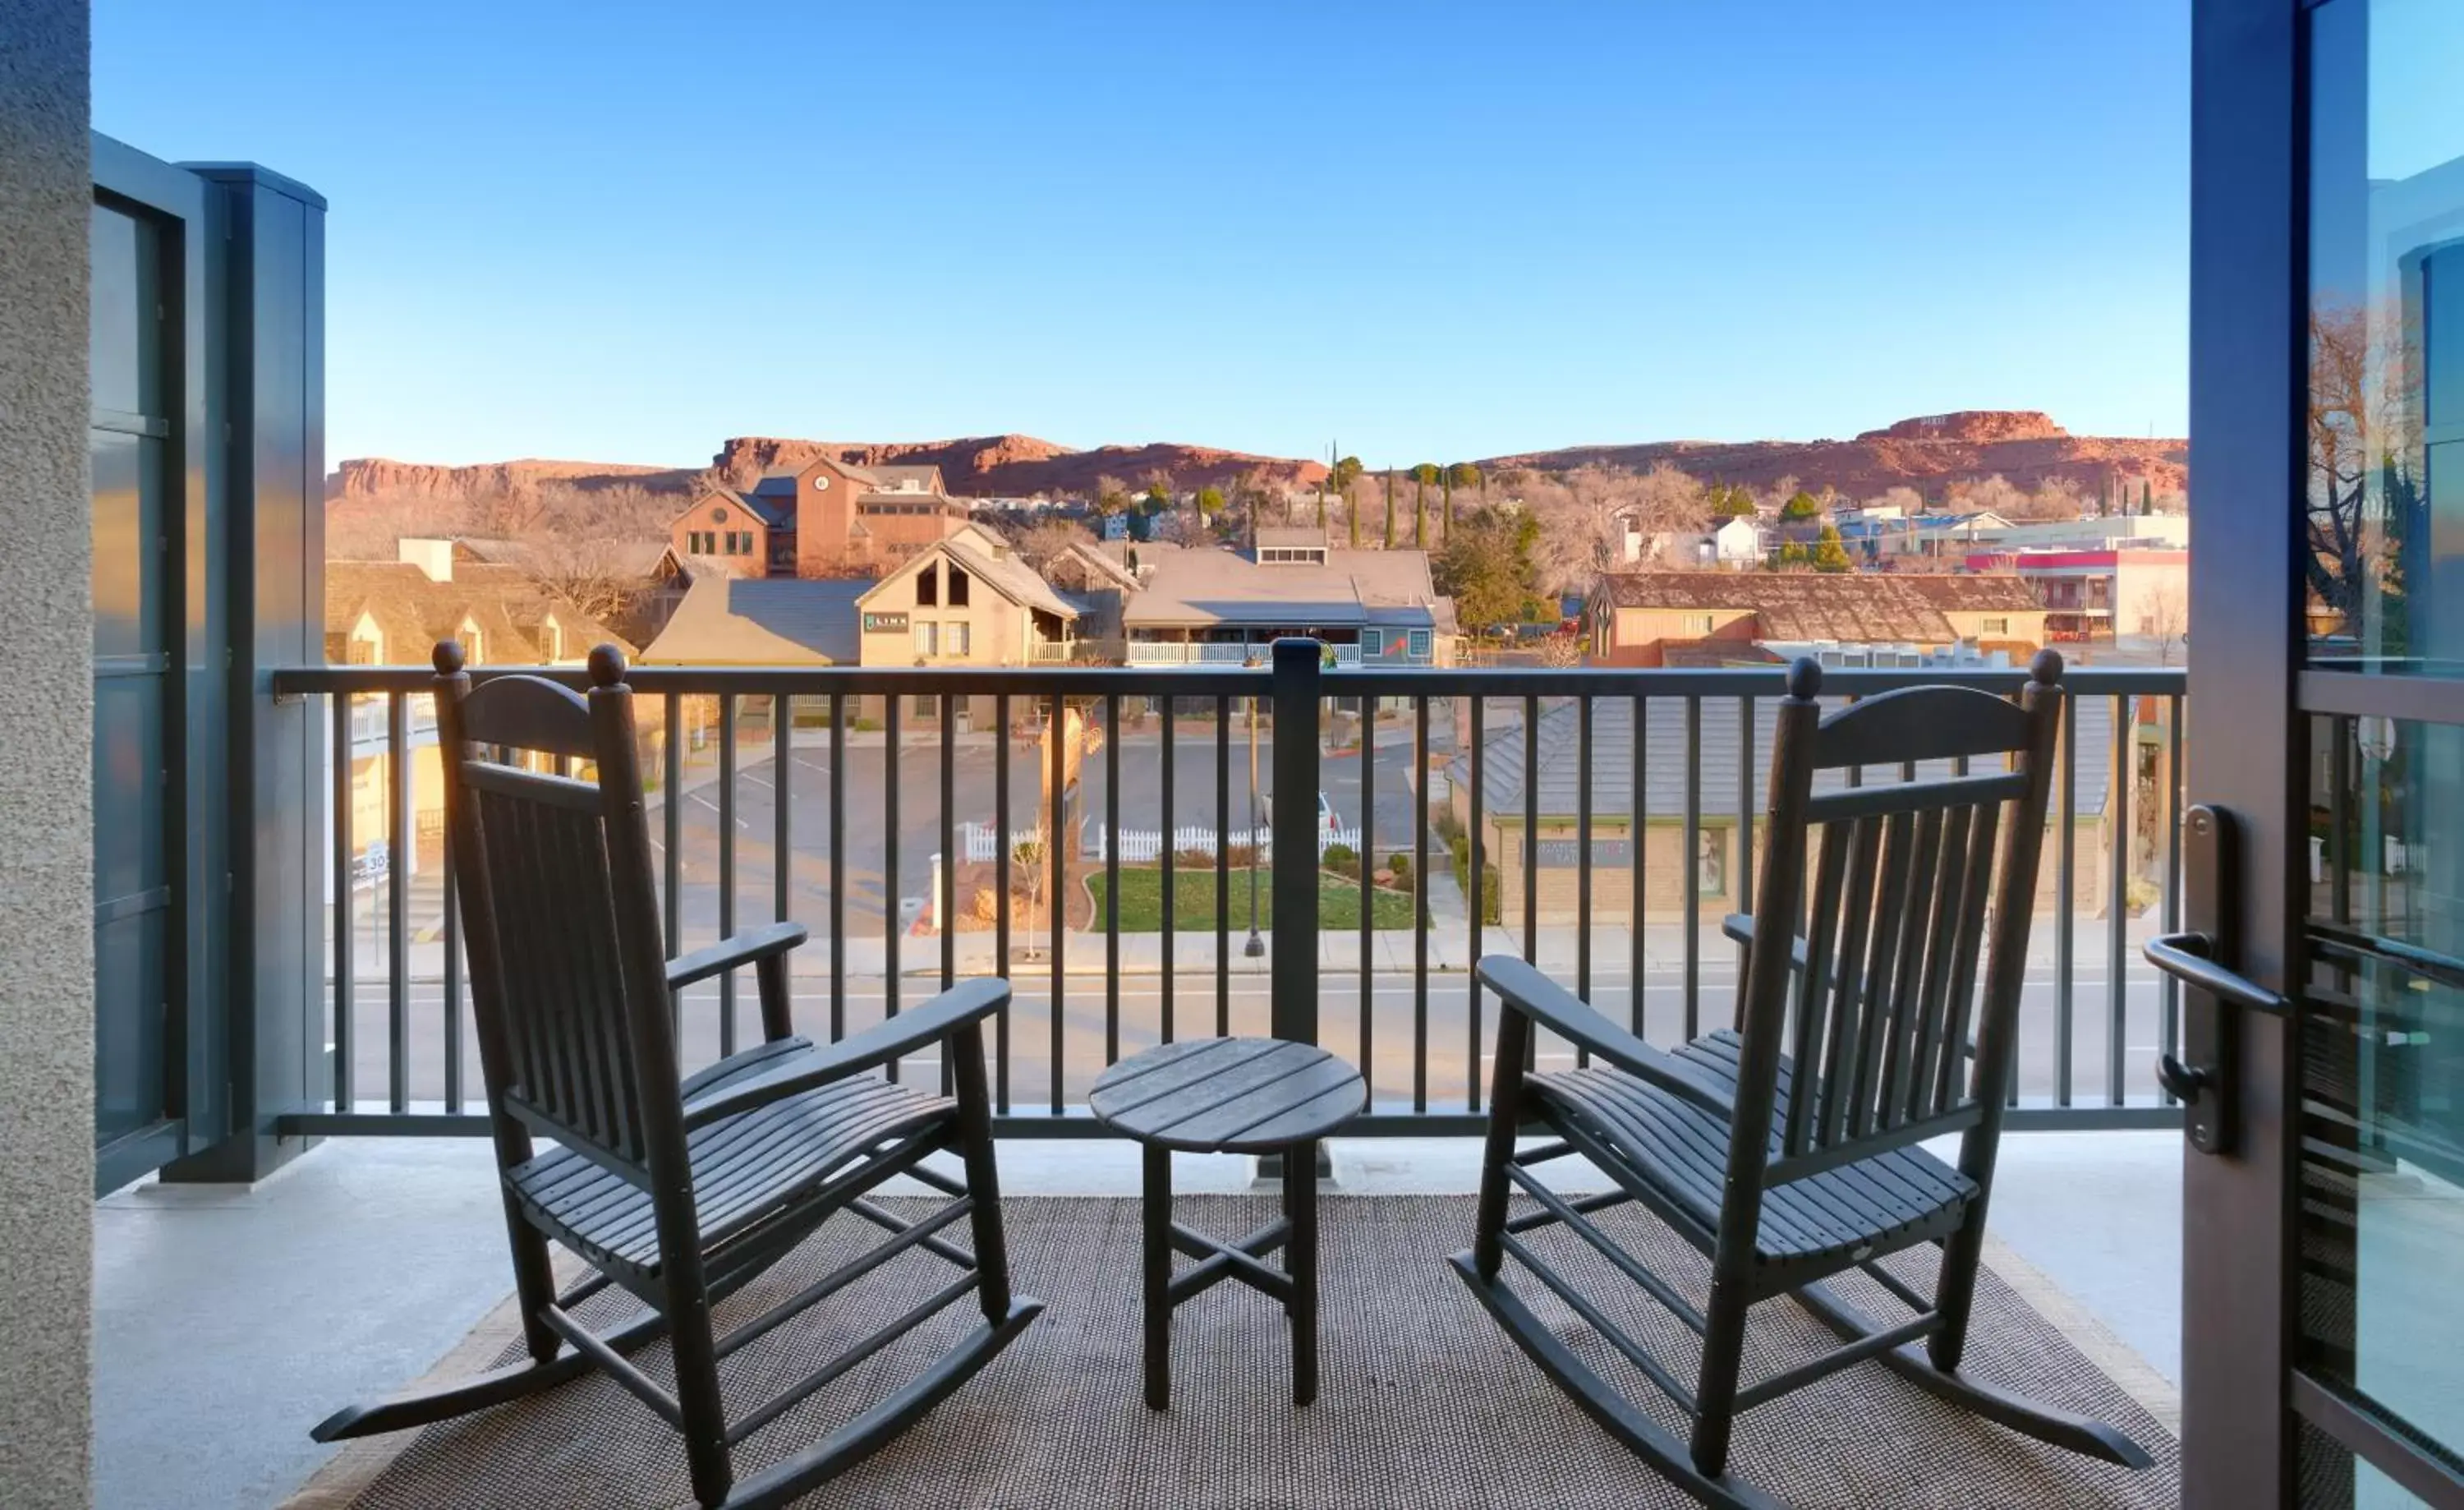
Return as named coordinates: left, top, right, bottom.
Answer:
left=959, top=821, right=1358, bottom=863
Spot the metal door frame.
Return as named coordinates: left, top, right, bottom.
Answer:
left=2187, top=1, right=2464, bottom=1503
left=90, top=136, right=218, bottom=1196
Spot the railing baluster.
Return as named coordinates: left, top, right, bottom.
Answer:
left=2054, top=690, right=2076, bottom=1107
left=2108, top=693, right=2129, bottom=1107
left=1630, top=693, right=1646, bottom=1038
left=776, top=693, right=794, bottom=928
left=1413, top=695, right=1429, bottom=1112
left=940, top=692, right=956, bottom=1098
left=442, top=814, right=462, bottom=1114
left=995, top=692, right=1012, bottom=1108
left=1468, top=693, right=1486, bottom=1112
left=1577, top=696, right=1593, bottom=1017
left=664, top=691, right=683, bottom=1038
left=719, top=693, right=738, bottom=1060
left=1216, top=693, right=1231, bottom=1038
left=1682, top=697, right=1701, bottom=1043
left=388, top=691, right=409, bottom=1114
left=1050, top=690, right=1066, bottom=1116
left=1736, top=694, right=1755, bottom=1003
left=829, top=693, right=846, bottom=1045
left=884, top=694, right=900, bottom=1080
left=2161, top=694, right=2185, bottom=1098
left=1523, top=693, right=1540, bottom=969
left=1358, top=688, right=1375, bottom=1100
left=1105, top=692, right=1121, bottom=1068
left=1160, top=697, right=1175, bottom=1046
left=332, top=693, right=353, bottom=1112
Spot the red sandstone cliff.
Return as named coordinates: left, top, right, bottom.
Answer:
left=1480, top=411, right=2186, bottom=498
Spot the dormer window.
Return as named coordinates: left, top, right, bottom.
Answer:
left=540, top=617, right=563, bottom=661
left=458, top=618, right=485, bottom=665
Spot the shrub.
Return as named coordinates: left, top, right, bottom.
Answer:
left=1175, top=847, right=1214, bottom=870
left=1222, top=843, right=1258, bottom=870
left=1386, top=852, right=1412, bottom=891
left=849, top=716, right=883, bottom=733
left=1323, top=843, right=1359, bottom=878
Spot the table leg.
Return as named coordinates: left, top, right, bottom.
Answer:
left=1143, top=1143, right=1171, bottom=1410
left=1285, top=1137, right=1319, bottom=1406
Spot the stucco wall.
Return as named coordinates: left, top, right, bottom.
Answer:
left=0, top=2, right=95, bottom=1503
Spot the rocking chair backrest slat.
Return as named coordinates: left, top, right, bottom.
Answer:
left=1731, top=655, right=2064, bottom=1182
left=431, top=642, right=680, bottom=1185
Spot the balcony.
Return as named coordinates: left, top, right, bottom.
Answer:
left=98, top=647, right=2195, bottom=1508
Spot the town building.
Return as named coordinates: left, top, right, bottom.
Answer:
left=1962, top=547, right=2189, bottom=644
left=664, top=453, right=969, bottom=578
left=855, top=525, right=1086, bottom=729
left=1584, top=570, right=2045, bottom=668
left=1120, top=529, right=1454, bottom=667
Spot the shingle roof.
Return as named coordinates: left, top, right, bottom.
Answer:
left=1594, top=571, right=1960, bottom=643
left=1459, top=690, right=2114, bottom=822
left=1124, top=546, right=1444, bottom=630
left=1892, top=574, right=2044, bottom=613
left=1254, top=527, right=1329, bottom=549
left=870, top=463, right=945, bottom=491
left=640, top=576, right=870, bottom=665
left=327, top=561, right=536, bottom=663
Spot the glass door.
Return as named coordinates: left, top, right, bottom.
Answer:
left=2174, top=2, right=2464, bottom=1504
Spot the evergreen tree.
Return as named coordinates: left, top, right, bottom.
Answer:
left=2141, top=480, right=2154, bottom=516
left=1812, top=523, right=1852, bottom=573
left=1382, top=469, right=1396, bottom=549
left=1411, top=463, right=1438, bottom=546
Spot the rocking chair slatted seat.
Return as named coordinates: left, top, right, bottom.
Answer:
left=311, top=642, right=1040, bottom=1510
left=1454, top=651, right=2154, bottom=1510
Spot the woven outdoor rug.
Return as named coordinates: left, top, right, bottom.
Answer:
left=302, top=1194, right=2177, bottom=1509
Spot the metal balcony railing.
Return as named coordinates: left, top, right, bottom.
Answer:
left=268, top=647, right=2189, bottom=1139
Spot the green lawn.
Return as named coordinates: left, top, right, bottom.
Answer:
left=1087, top=868, right=1420, bottom=932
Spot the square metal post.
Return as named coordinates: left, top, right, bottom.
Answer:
left=1269, top=638, right=1322, bottom=1047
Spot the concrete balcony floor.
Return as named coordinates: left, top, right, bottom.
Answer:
left=94, top=1130, right=2180, bottom=1509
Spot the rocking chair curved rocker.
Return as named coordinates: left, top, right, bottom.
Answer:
left=1455, top=652, right=2152, bottom=1510
left=311, top=642, right=1039, bottom=1510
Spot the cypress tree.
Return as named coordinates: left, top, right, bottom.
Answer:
left=1382, top=469, right=1395, bottom=549
left=2141, top=480, right=2154, bottom=515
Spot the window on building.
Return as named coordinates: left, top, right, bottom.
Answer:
left=1407, top=628, right=1432, bottom=660
left=914, top=621, right=939, bottom=656
left=1981, top=615, right=2009, bottom=635
left=917, top=564, right=938, bottom=605
left=950, top=622, right=971, bottom=656
left=1682, top=613, right=1715, bottom=636
left=947, top=565, right=970, bottom=606
left=539, top=620, right=563, bottom=661
left=1361, top=628, right=1385, bottom=656
left=913, top=693, right=938, bottom=720
left=459, top=619, right=485, bottom=665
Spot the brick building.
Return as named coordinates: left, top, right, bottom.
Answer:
left=665, top=454, right=968, bottom=578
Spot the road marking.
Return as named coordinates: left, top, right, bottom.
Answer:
left=689, top=790, right=749, bottom=830
left=795, top=757, right=832, bottom=776
left=742, top=770, right=772, bottom=790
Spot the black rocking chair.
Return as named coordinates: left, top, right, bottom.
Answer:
left=1454, top=651, right=2152, bottom=1510
left=312, top=642, right=1041, bottom=1510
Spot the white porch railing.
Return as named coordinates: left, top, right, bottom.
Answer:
left=1125, top=642, right=1363, bottom=666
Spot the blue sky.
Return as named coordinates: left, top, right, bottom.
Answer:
left=93, top=2, right=2190, bottom=472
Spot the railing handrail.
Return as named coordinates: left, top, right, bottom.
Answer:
left=273, top=661, right=2189, bottom=697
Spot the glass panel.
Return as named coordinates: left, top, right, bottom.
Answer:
left=2304, top=714, right=2464, bottom=1475
left=92, top=911, right=166, bottom=1144
left=88, top=202, right=160, bottom=417
left=2299, top=1416, right=2441, bottom=1510
left=2305, top=0, right=2464, bottom=668
left=90, top=430, right=159, bottom=661
left=92, top=676, right=167, bottom=908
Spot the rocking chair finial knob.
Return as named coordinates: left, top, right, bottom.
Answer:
left=1785, top=656, right=1823, bottom=702
left=2030, top=647, right=2064, bottom=684
left=433, top=639, right=466, bottom=676
left=587, top=643, right=629, bottom=688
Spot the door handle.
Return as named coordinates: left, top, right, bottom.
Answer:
left=2136, top=806, right=2286, bottom=1156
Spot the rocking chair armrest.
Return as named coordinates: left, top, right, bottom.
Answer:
left=678, top=978, right=1009, bottom=1132
left=666, top=921, right=808, bottom=992
left=1720, top=914, right=1810, bottom=970
left=1476, top=955, right=1735, bottom=1121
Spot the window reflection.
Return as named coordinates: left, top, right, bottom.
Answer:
left=2305, top=0, right=2464, bottom=667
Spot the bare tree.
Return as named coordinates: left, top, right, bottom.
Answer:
left=1864, top=485, right=1926, bottom=516
left=1011, top=517, right=1098, bottom=570
left=2135, top=581, right=2188, bottom=664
